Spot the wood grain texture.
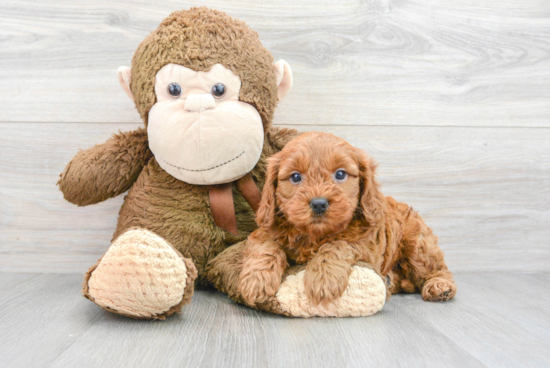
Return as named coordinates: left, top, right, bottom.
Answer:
left=0, top=123, right=548, bottom=273
left=0, top=273, right=549, bottom=367
left=0, top=1, right=549, bottom=273
left=0, top=0, right=549, bottom=126
left=402, top=273, right=550, bottom=367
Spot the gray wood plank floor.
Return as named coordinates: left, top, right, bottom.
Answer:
left=1, top=273, right=548, bottom=368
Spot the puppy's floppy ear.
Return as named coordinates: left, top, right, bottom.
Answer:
left=256, top=152, right=282, bottom=228
left=355, top=148, right=386, bottom=227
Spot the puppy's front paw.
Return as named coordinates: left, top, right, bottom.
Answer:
left=304, top=261, right=352, bottom=306
left=238, top=269, right=282, bottom=306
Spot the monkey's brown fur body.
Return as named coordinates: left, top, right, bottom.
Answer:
left=60, top=127, right=296, bottom=280
left=58, top=8, right=300, bottom=319
left=207, top=132, right=456, bottom=314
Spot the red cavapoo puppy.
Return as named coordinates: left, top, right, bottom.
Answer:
left=238, top=131, right=457, bottom=307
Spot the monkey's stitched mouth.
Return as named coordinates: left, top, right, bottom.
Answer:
left=158, top=151, right=245, bottom=172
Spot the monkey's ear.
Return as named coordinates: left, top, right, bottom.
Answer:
left=273, top=60, right=293, bottom=102
left=117, top=66, right=134, bottom=102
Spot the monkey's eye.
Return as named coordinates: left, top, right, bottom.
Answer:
left=289, top=172, right=302, bottom=184
left=168, top=83, right=181, bottom=98
left=334, top=170, right=347, bottom=182
left=211, top=83, right=226, bottom=98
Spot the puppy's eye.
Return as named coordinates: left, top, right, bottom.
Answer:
left=168, top=83, right=181, bottom=98
left=334, top=170, right=347, bottom=182
left=211, top=83, right=226, bottom=98
left=289, top=172, right=302, bottom=184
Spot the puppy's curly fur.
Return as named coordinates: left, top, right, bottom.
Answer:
left=238, top=132, right=457, bottom=307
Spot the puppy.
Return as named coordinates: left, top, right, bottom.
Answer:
left=238, top=131, right=457, bottom=307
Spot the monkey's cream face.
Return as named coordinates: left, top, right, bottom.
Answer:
left=148, top=63, right=264, bottom=185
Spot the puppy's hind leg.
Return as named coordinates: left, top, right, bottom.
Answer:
left=400, top=214, right=457, bottom=302
left=387, top=268, right=416, bottom=296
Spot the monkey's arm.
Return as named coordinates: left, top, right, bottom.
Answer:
left=58, top=127, right=152, bottom=206
left=266, top=126, right=301, bottom=152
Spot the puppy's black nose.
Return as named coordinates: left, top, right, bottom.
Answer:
left=310, top=197, right=329, bottom=215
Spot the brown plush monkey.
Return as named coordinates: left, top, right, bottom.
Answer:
left=58, top=8, right=298, bottom=319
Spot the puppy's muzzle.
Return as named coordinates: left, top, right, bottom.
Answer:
left=310, top=197, right=329, bottom=216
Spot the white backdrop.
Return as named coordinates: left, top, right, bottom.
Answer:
left=0, top=0, right=549, bottom=272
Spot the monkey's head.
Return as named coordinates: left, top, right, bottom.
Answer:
left=117, top=7, right=292, bottom=185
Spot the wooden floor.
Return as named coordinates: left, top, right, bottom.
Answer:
left=1, top=273, right=548, bottom=368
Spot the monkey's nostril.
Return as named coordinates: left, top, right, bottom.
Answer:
left=310, top=197, right=329, bottom=215
left=184, top=94, right=216, bottom=112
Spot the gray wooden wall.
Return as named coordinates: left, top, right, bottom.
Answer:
left=1, top=0, right=549, bottom=273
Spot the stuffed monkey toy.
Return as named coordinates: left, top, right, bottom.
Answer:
left=59, top=7, right=387, bottom=319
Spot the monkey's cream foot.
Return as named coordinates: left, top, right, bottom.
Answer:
left=83, top=228, right=198, bottom=319
left=275, top=265, right=386, bottom=317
